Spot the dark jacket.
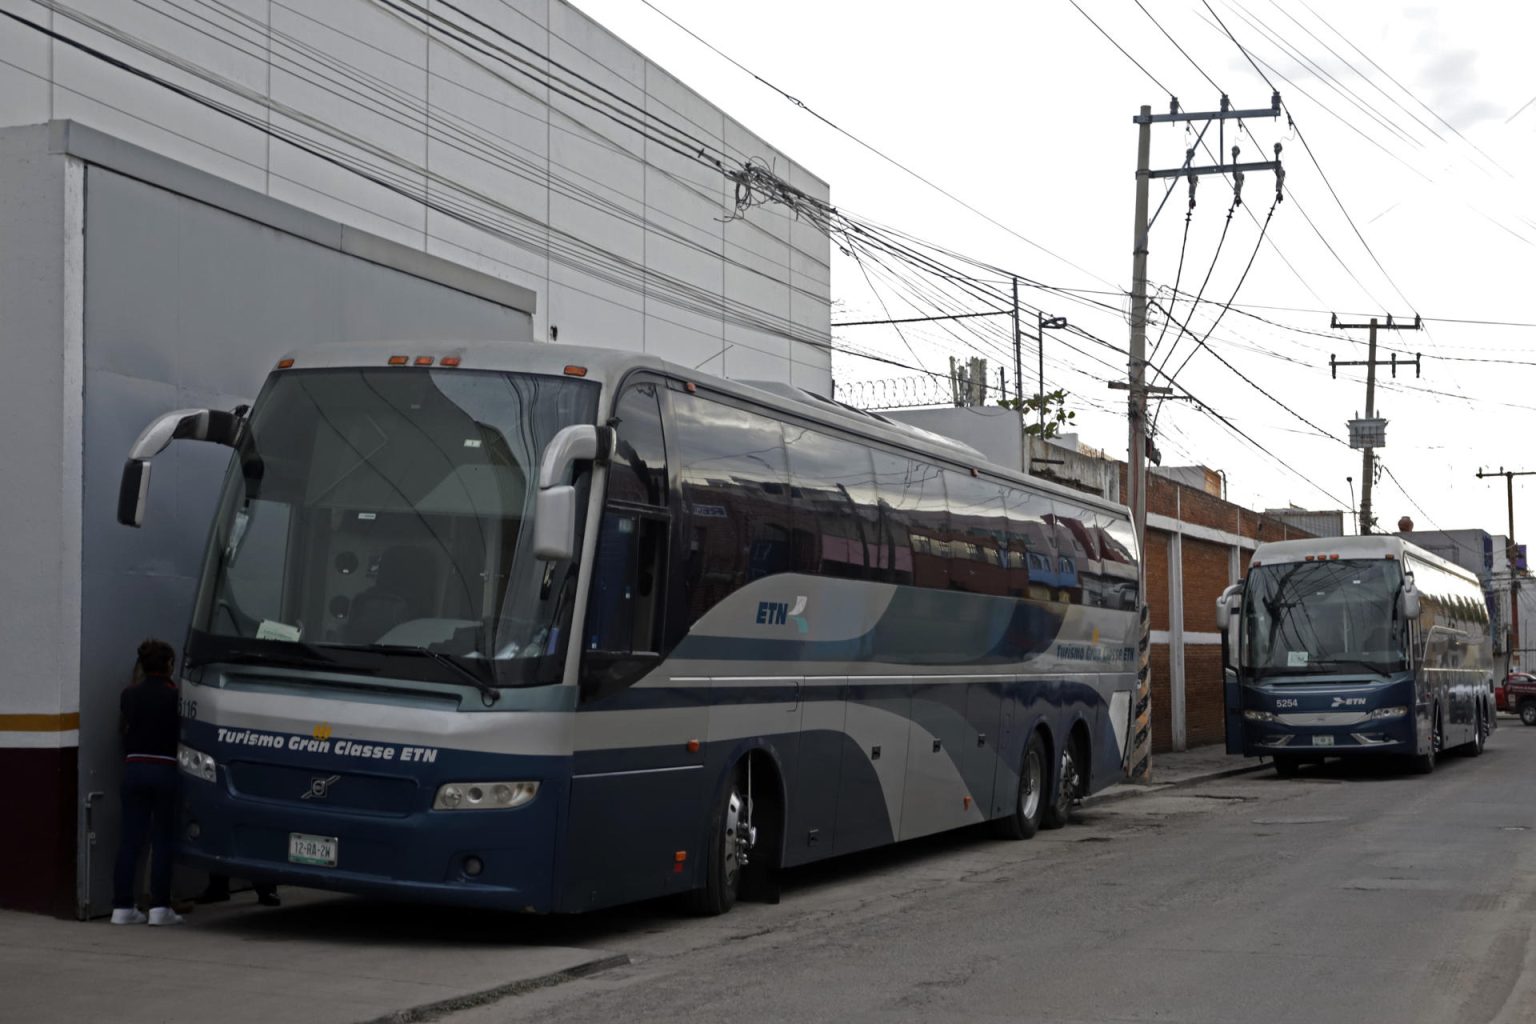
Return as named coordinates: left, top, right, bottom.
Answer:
left=120, top=676, right=179, bottom=760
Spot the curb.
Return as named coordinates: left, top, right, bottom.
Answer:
left=1090, top=759, right=1269, bottom=805
left=359, top=953, right=631, bottom=1024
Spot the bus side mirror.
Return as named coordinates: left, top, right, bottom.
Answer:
left=533, top=424, right=615, bottom=561
left=1217, top=583, right=1242, bottom=671
left=117, top=407, right=246, bottom=527
left=1399, top=584, right=1421, bottom=621
left=1215, top=583, right=1242, bottom=630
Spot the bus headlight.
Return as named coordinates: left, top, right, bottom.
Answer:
left=177, top=743, right=217, bottom=783
left=1243, top=709, right=1277, bottom=722
left=433, top=781, right=538, bottom=810
left=1367, top=706, right=1408, bottom=720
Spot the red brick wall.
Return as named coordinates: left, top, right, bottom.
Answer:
left=1184, top=646, right=1226, bottom=747
left=1145, top=530, right=1170, bottom=632
left=1149, top=645, right=1173, bottom=754
left=1182, top=538, right=1230, bottom=634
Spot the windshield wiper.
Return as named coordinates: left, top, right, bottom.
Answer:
left=336, top=644, right=501, bottom=706
left=1307, top=658, right=1389, bottom=675
left=188, top=641, right=373, bottom=675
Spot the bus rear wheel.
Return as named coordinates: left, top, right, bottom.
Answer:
left=1462, top=704, right=1486, bottom=757
left=1042, top=737, right=1084, bottom=830
left=689, top=768, right=750, bottom=916
left=992, top=731, right=1047, bottom=840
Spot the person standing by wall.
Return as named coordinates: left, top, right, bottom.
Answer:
left=110, top=639, right=183, bottom=926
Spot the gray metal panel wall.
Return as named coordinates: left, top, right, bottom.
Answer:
left=76, top=167, right=533, bottom=915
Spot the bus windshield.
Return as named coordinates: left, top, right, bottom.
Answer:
left=1242, top=559, right=1407, bottom=680
left=188, top=367, right=598, bottom=688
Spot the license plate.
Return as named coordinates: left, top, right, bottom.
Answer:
left=1312, top=735, right=1335, bottom=747
left=288, top=832, right=338, bottom=867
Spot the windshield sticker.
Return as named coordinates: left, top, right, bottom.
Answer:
left=1287, top=651, right=1309, bottom=667
left=256, top=619, right=302, bottom=643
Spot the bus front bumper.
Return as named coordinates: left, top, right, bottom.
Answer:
left=176, top=780, right=562, bottom=912
left=1248, top=716, right=1416, bottom=756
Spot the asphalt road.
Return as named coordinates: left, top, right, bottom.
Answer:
left=438, top=724, right=1536, bottom=1024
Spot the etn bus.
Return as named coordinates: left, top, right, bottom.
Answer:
left=120, top=341, right=1142, bottom=913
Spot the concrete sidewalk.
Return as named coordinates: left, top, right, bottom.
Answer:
left=1094, top=742, right=1266, bottom=802
left=0, top=889, right=623, bottom=1024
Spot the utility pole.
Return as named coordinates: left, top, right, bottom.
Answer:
left=1037, top=310, right=1068, bottom=438
left=1478, top=467, right=1535, bottom=675
left=1011, top=277, right=1022, bottom=409
left=1123, top=94, right=1283, bottom=781
left=1329, top=314, right=1422, bottom=534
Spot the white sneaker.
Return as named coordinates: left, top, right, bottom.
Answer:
left=110, top=908, right=147, bottom=925
left=146, top=906, right=183, bottom=926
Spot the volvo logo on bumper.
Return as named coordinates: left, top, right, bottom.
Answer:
left=301, top=774, right=341, bottom=800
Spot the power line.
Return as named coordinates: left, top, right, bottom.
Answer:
left=833, top=310, right=1010, bottom=327
left=1067, top=0, right=1175, bottom=96
left=639, top=0, right=1120, bottom=289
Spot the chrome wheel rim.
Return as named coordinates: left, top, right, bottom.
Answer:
left=1021, top=748, right=1043, bottom=819
left=722, top=787, right=745, bottom=888
left=1058, top=748, right=1079, bottom=813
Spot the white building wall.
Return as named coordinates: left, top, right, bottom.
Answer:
left=0, top=0, right=832, bottom=390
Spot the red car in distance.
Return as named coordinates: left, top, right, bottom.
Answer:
left=1500, top=673, right=1536, bottom=725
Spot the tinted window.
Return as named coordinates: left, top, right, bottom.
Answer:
left=1049, top=505, right=1100, bottom=605
left=1096, top=510, right=1140, bottom=610
left=785, top=425, right=877, bottom=580
left=672, top=392, right=791, bottom=626
left=874, top=454, right=948, bottom=590
left=607, top=382, right=668, bottom=506
left=945, top=471, right=1009, bottom=597
left=1007, top=488, right=1059, bottom=602
left=868, top=449, right=917, bottom=586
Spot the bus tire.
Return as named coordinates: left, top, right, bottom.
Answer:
left=1463, top=704, right=1486, bottom=757
left=992, top=730, right=1047, bottom=841
left=1272, top=755, right=1299, bottom=778
left=1520, top=700, right=1536, bottom=727
left=689, top=767, right=748, bottom=916
left=1042, top=735, right=1084, bottom=830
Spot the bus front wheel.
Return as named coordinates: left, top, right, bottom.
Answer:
left=689, top=768, right=750, bottom=916
left=1272, top=755, right=1299, bottom=778
left=992, top=731, right=1047, bottom=840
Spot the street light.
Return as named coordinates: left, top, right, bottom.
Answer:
left=1037, top=313, right=1069, bottom=437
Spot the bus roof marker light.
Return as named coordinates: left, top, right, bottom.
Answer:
left=686, top=739, right=700, bottom=752
left=388, top=355, right=409, bottom=366
left=440, top=356, right=462, bottom=367
left=685, top=381, right=697, bottom=394
left=563, top=365, right=588, bottom=377
left=414, top=356, right=434, bottom=366
left=276, top=357, right=294, bottom=369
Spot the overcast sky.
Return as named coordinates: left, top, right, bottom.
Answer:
left=576, top=0, right=1536, bottom=545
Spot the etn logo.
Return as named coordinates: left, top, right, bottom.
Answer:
left=756, top=601, right=789, bottom=625
left=755, top=596, right=809, bottom=635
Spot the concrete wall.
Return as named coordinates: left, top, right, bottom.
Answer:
left=0, top=125, right=81, bottom=915
left=0, top=0, right=831, bottom=390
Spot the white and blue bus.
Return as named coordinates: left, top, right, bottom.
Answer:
left=119, top=341, right=1141, bottom=914
left=1219, top=535, right=1495, bottom=776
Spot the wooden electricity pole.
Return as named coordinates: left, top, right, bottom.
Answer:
left=1329, top=314, right=1422, bottom=534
